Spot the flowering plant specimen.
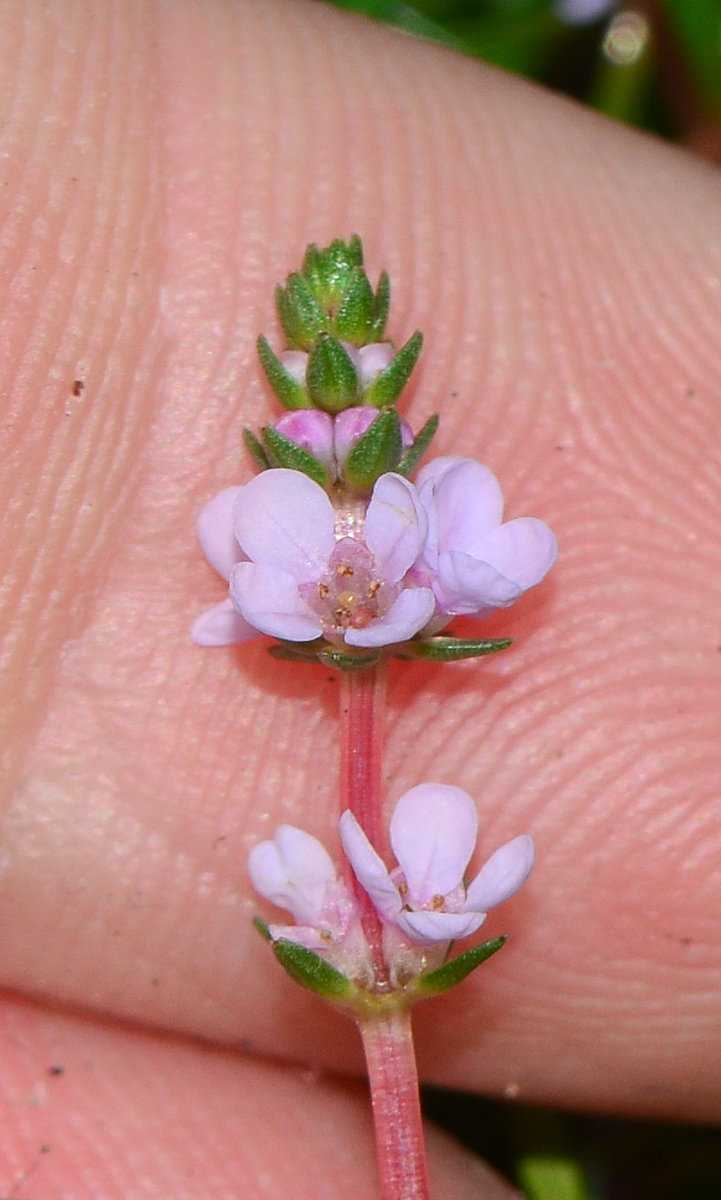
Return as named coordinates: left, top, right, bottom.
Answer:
left=193, top=237, right=557, bottom=1200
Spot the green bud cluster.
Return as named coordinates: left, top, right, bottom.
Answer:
left=256, top=236, right=423, bottom=415
left=277, top=234, right=389, bottom=350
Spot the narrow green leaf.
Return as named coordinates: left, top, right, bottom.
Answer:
left=364, top=330, right=423, bottom=407
left=261, top=425, right=330, bottom=487
left=272, top=938, right=352, bottom=998
left=306, top=333, right=360, bottom=412
left=344, top=407, right=403, bottom=488
left=371, top=270, right=390, bottom=340
left=397, top=636, right=513, bottom=663
left=253, top=916, right=272, bottom=941
left=268, top=639, right=327, bottom=664
left=256, top=334, right=309, bottom=410
left=243, top=426, right=272, bottom=470
left=396, top=413, right=439, bottom=477
left=317, top=647, right=380, bottom=672
left=278, top=274, right=328, bottom=349
left=335, top=268, right=375, bottom=343
left=301, top=242, right=323, bottom=293
left=415, top=936, right=507, bottom=996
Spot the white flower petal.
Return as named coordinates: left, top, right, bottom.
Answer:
left=191, top=598, right=259, bottom=646
left=339, top=810, right=402, bottom=922
left=389, top=784, right=478, bottom=904
left=429, top=459, right=504, bottom=553
left=247, top=824, right=337, bottom=926
left=344, top=587, right=436, bottom=648
left=364, top=473, right=427, bottom=583
left=234, top=468, right=335, bottom=583
left=398, top=908, right=486, bottom=944
left=474, top=518, right=558, bottom=590
left=230, top=562, right=322, bottom=642
left=435, top=550, right=522, bottom=614
left=414, top=456, right=467, bottom=491
left=465, top=835, right=535, bottom=913
left=197, top=486, right=244, bottom=581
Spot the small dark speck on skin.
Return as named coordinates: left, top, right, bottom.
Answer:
left=71, top=379, right=84, bottom=396
left=40, top=1145, right=51, bottom=1154
left=48, top=1065, right=64, bottom=1077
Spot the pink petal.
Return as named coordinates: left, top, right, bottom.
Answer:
left=474, top=518, right=558, bottom=590
left=465, top=834, right=535, bottom=913
left=398, top=908, right=486, bottom=944
left=234, top=469, right=335, bottom=583
left=344, top=587, right=436, bottom=648
left=247, top=824, right=337, bottom=926
left=358, top=342, right=395, bottom=386
left=191, top=598, right=259, bottom=646
left=435, top=550, right=523, bottom=614
left=339, top=811, right=402, bottom=922
left=414, top=456, right=467, bottom=491
left=230, top=562, right=322, bottom=642
left=430, top=459, right=505, bottom=553
left=364, top=474, right=427, bottom=583
left=389, top=784, right=478, bottom=904
left=333, top=406, right=378, bottom=468
left=275, top=410, right=334, bottom=468
left=197, top=486, right=244, bottom=581
left=280, top=350, right=309, bottom=386
left=267, top=923, right=329, bottom=951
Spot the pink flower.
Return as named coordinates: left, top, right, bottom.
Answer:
left=413, top=457, right=557, bottom=618
left=192, top=469, right=436, bottom=648
left=339, top=783, right=534, bottom=945
left=247, top=824, right=359, bottom=953
left=273, top=406, right=413, bottom=481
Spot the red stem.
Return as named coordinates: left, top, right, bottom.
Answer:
left=359, top=1008, right=432, bottom=1200
left=339, top=664, right=389, bottom=982
left=339, top=664, right=432, bottom=1199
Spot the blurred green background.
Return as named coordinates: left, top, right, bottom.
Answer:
left=327, top=0, right=721, bottom=160
left=324, top=2, right=721, bottom=1197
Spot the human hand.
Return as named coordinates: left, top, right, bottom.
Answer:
left=1, top=0, right=719, bottom=1195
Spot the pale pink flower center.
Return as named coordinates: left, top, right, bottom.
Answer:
left=300, top=537, right=395, bottom=636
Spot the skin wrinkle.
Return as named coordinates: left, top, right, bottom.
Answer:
left=0, top=7, right=717, bottom=1190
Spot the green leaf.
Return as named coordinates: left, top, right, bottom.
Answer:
left=397, top=636, right=513, bottom=663
left=256, top=334, right=309, bottom=410
left=396, top=413, right=439, bottom=477
left=277, top=274, right=328, bottom=349
left=415, top=936, right=507, bottom=996
left=301, top=242, right=324, bottom=294
left=306, top=333, right=360, bottom=411
left=268, top=639, right=327, bottom=664
left=243, top=426, right=272, bottom=471
left=317, top=647, right=380, bottom=672
left=364, top=330, right=423, bottom=407
left=253, top=916, right=272, bottom=941
left=261, top=425, right=330, bottom=486
left=335, top=268, right=375, bottom=343
left=272, top=938, right=352, bottom=998
left=344, top=407, right=403, bottom=488
left=371, top=270, right=390, bottom=340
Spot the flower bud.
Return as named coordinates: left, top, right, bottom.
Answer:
left=274, top=409, right=335, bottom=472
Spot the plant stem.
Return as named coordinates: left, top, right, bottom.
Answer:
left=340, top=664, right=433, bottom=1198
left=359, top=1008, right=432, bottom=1200
left=339, top=662, right=387, bottom=847
left=339, top=663, right=389, bottom=981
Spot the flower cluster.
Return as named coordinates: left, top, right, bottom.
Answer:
left=192, top=455, right=557, bottom=652
left=248, top=783, right=534, bottom=984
